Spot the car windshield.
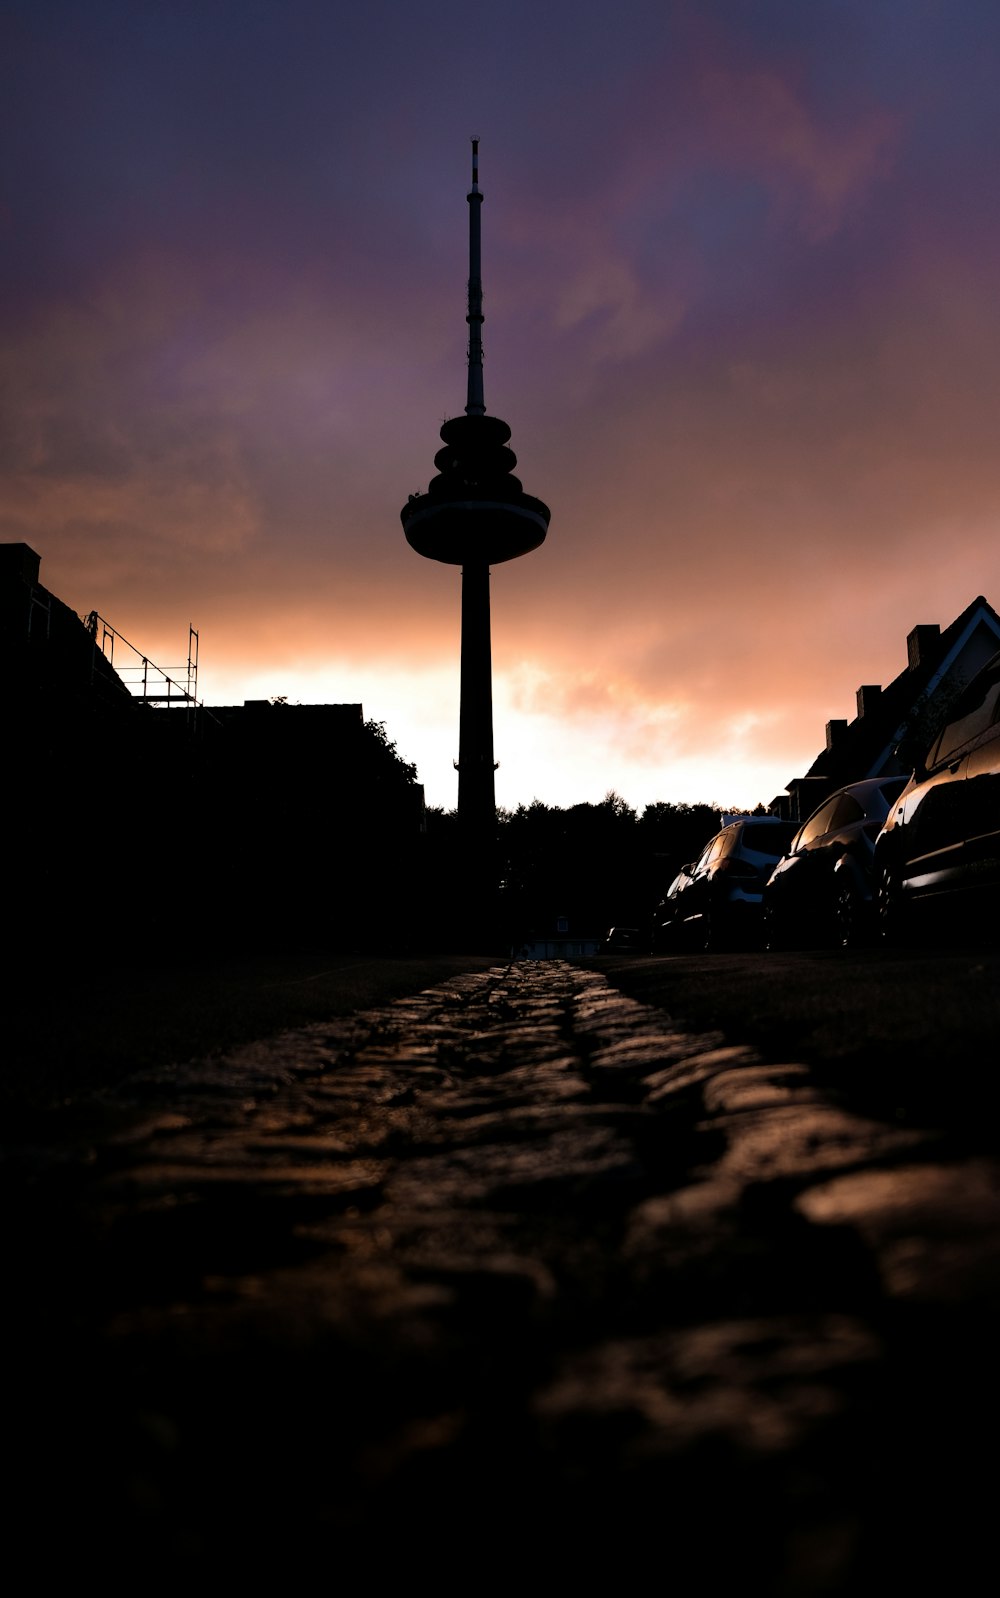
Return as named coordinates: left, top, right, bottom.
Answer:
left=878, top=776, right=908, bottom=806
left=741, top=822, right=796, bottom=856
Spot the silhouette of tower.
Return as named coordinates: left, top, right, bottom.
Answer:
left=402, top=140, right=550, bottom=871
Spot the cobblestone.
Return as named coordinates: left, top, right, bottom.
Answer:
left=6, top=959, right=997, bottom=1593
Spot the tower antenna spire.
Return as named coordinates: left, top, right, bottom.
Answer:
left=466, top=135, right=485, bottom=416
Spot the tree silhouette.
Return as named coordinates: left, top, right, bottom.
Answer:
left=495, top=795, right=725, bottom=951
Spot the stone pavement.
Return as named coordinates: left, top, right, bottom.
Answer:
left=7, top=958, right=1000, bottom=1592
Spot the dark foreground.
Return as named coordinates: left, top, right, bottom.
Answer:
left=6, top=946, right=1000, bottom=1593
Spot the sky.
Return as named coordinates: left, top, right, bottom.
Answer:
left=5, top=0, right=1000, bottom=815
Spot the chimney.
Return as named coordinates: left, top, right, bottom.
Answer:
left=826, top=719, right=848, bottom=750
left=856, top=684, right=882, bottom=718
left=907, top=623, right=940, bottom=671
left=0, top=542, right=42, bottom=585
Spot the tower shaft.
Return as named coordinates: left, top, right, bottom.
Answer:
left=457, top=558, right=495, bottom=834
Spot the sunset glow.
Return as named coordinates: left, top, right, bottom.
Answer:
left=6, top=1, right=1000, bottom=814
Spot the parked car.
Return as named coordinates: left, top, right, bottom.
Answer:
left=651, top=815, right=797, bottom=952
left=762, top=775, right=909, bottom=950
left=650, top=863, right=699, bottom=951
left=602, top=926, right=643, bottom=953
left=873, top=649, right=1000, bottom=944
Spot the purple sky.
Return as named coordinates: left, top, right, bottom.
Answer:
left=5, top=0, right=1000, bottom=812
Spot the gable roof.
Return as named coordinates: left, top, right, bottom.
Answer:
left=774, top=595, right=1000, bottom=818
left=2, top=540, right=135, bottom=721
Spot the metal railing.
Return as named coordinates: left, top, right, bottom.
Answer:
left=84, top=612, right=201, bottom=710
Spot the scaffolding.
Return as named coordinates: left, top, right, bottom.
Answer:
left=84, top=612, right=201, bottom=713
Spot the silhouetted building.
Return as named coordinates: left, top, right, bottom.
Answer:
left=513, top=915, right=604, bottom=960
left=2, top=541, right=135, bottom=723
left=401, top=140, right=550, bottom=920
left=3, top=544, right=428, bottom=957
left=772, top=595, right=1000, bottom=820
left=3, top=542, right=143, bottom=948
left=194, top=698, right=428, bottom=949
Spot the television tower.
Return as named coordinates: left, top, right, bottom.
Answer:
left=402, top=140, right=550, bottom=866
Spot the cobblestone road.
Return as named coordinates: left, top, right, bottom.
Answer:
left=8, top=959, right=999, bottom=1593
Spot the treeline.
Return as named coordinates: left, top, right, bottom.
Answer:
left=422, top=792, right=762, bottom=951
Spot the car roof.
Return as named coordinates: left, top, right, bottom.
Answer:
left=708, top=816, right=796, bottom=846
left=718, top=814, right=790, bottom=829
left=836, top=775, right=906, bottom=795
left=805, top=774, right=908, bottom=811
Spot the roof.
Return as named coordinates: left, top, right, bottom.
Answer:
left=779, top=595, right=1000, bottom=809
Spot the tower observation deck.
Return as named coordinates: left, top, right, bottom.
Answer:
left=401, top=139, right=551, bottom=864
